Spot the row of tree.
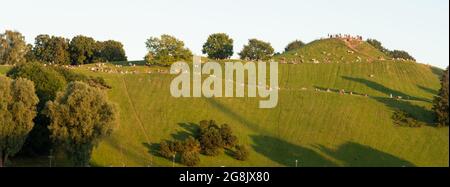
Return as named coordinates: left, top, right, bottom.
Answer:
left=366, top=39, right=416, bottom=61
left=0, top=30, right=127, bottom=65
left=144, top=33, right=305, bottom=65
left=0, top=62, right=117, bottom=167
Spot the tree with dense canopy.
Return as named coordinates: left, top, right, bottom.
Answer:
left=69, top=35, right=97, bottom=65
left=44, top=81, right=117, bottom=166
left=433, top=66, right=449, bottom=127
left=0, top=30, right=29, bottom=65
left=33, top=34, right=70, bottom=64
left=0, top=76, right=39, bottom=167
left=284, top=40, right=305, bottom=53
left=144, top=34, right=193, bottom=65
left=239, top=39, right=274, bottom=61
left=202, top=33, right=234, bottom=60
left=95, top=40, right=127, bottom=62
left=7, top=63, right=67, bottom=155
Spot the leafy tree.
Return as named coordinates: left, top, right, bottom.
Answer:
left=433, top=66, right=449, bottom=127
left=180, top=151, right=200, bottom=167
left=95, top=40, right=127, bottom=62
left=199, top=123, right=224, bottom=156
left=44, top=81, right=117, bottom=166
left=366, top=39, right=388, bottom=54
left=33, top=34, right=70, bottom=64
left=144, top=34, right=193, bottom=65
left=220, top=124, right=237, bottom=148
left=24, top=44, right=36, bottom=62
left=159, top=141, right=176, bottom=159
left=0, top=76, right=39, bottom=167
left=202, top=33, right=234, bottom=59
left=0, top=30, right=29, bottom=65
left=239, top=39, right=274, bottom=61
left=389, top=50, right=416, bottom=61
left=7, top=62, right=67, bottom=155
left=69, top=35, right=97, bottom=65
left=233, top=145, right=249, bottom=161
left=284, top=40, right=305, bottom=52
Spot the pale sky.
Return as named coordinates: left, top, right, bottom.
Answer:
left=1, top=0, right=448, bottom=68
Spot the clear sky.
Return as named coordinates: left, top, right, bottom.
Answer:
left=1, top=0, right=448, bottom=68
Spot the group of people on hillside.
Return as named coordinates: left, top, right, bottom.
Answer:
left=328, top=34, right=363, bottom=41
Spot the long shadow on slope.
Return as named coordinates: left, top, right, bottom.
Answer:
left=171, top=122, right=200, bottom=141
left=206, top=98, right=270, bottom=135
left=342, top=76, right=431, bottom=103
left=315, top=142, right=415, bottom=167
left=251, top=135, right=338, bottom=167
left=429, top=66, right=444, bottom=79
left=373, top=97, right=434, bottom=124
left=417, top=85, right=438, bottom=96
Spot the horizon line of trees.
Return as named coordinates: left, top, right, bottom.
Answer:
left=0, top=30, right=127, bottom=66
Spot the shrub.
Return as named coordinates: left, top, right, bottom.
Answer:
left=220, top=124, right=237, bottom=148
left=159, top=141, right=176, bottom=159
left=284, top=40, right=305, bottom=52
left=233, top=145, right=249, bottom=161
left=180, top=151, right=200, bottom=167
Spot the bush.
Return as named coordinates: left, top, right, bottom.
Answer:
left=159, top=141, right=176, bottom=159
left=220, top=124, right=237, bottom=148
left=239, top=39, right=274, bottom=61
left=199, top=125, right=224, bottom=156
left=52, top=66, right=111, bottom=89
left=180, top=151, right=200, bottom=167
left=234, top=145, right=249, bottom=161
left=202, top=33, right=234, bottom=60
left=389, top=50, right=416, bottom=61
left=144, top=34, right=192, bottom=65
left=284, top=40, right=305, bottom=52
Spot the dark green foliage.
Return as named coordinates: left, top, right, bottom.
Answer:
left=159, top=141, right=176, bottom=159
left=45, top=81, right=117, bottom=166
left=284, top=40, right=305, bottom=52
left=239, top=39, right=274, bottom=61
left=69, top=35, right=97, bottom=65
left=33, top=34, right=70, bottom=65
left=202, top=33, right=234, bottom=60
left=433, top=67, right=449, bottom=127
left=95, top=40, right=127, bottom=62
left=367, top=39, right=415, bottom=61
left=389, top=50, right=416, bottom=61
left=392, top=110, right=424, bottom=127
left=144, top=34, right=193, bottom=65
left=0, top=76, right=39, bottom=167
left=233, top=145, right=249, bottom=161
left=367, top=39, right=389, bottom=54
left=180, top=151, right=200, bottom=167
left=220, top=124, right=237, bottom=148
left=7, top=62, right=67, bottom=109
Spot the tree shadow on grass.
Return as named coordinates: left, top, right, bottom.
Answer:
left=171, top=122, right=199, bottom=141
left=373, top=97, right=434, bottom=124
left=429, top=66, right=444, bottom=79
left=342, top=76, right=431, bottom=103
left=206, top=98, right=270, bottom=135
left=417, top=85, right=438, bottom=96
left=251, top=135, right=338, bottom=167
left=315, top=142, right=415, bottom=167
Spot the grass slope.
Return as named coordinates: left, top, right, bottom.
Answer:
left=77, top=61, right=447, bottom=167
left=0, top=38, right=447, bottom=167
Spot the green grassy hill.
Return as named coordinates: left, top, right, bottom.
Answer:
left=0, top=39, right=447, bottom=167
